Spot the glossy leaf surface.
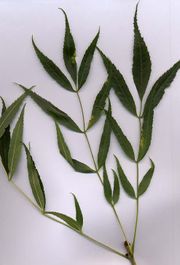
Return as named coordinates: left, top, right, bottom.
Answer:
left=138, top=159, right=155, bottom=196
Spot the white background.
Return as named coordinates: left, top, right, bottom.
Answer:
left=0, top=0, right=180, bottom=264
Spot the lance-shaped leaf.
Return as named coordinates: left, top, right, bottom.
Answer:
left=143, top=61, right=180, bottom=116
left=132, top=4, right=151, bottom=100
left=112, top=169, right=120, bottom=205
left=56, top=123, right=94, bottom=173
left=88, top=77, right=111, bottom=129
left=61, top=9, right=77, bottom=84
left=19, top=85, right=82, bottom=133
left=32, top=37, right=74, bottom=92
left=97, top=100, right=111, bottom=169
left=23, top=144, right=46, bottom=211
left=0, top=92, right=27, bottom=138
left=97, top=48, right=137, bottom=116
left=115, top=156, right=136, bottom=199
left=103, top=165, right=112, bottom=204
left=72, top=193, right=83, bottom=229
left=78, top=30, right=100, bottom=89
left=8, top=106, right=25, bottom=180
left=46, top=211, right=81, bottom=231
left=107, top=114, right=135, bottom=161
left=56, top=122, right=73, bottom=165
left=0, top=98, right=10, bottom=174
left=138, top=159, right=155, bottom=196
left=72, top=159, right=95, bottom=173
left=138, top=108, right=154, bottom=161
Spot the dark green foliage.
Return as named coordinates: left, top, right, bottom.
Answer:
left=61, top=9, right=77, bottom=84
left=0, top=98, right=10, bottom=174
left=32, top=38, right=74, bottom=92
left=8, top=106, right=25, bottom=180
left=115, top=156, right=136, bottom=199
left=138, top=160, right=155, bottom=196
left=107, top=114, right=135, bottom=161
left=78, top=30, right=100, bottom=89
left=132, top=4, right=151, bottom=100
left=103, top=165, right=112, bottom=204
left=72, top=193, right=83, bottom=229
left=112, top=170, right=120, bottom=205
left=19, top=85, right=82, bottom=133
left=97, top=100, right=111, bottom=169
left=88, top=77, right=111, bottom=129
left=97, top=48, right=137, bottom=116
left=23, top=144, right=46, bottom=211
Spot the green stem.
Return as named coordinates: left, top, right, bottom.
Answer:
left=76, top=90, right=130, bottom=243
left=132, top=101, right=143, bottom=253
left=9, top=180, right=127, bottom=259
left=45, top=213, right=127, bottom=258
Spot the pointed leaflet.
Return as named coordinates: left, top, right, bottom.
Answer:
left=88, top=76, right=111, bottom=129
left=97, top=48, right=137, bottom=116
left=97, top=100, right=111, bottom=169
left=103, top=165, right=112, bottom=204
left=0, top=92, right=27, bottom=138
left=56, top=123, right=94, bottom=173
left=72, top=159, right=95, bottom=173
left=19, top=85, right=81, bottom=133
left=107, top=114, right=135, bottom=161
left=115, top=156, right=136, bottom=199
left=143, top=61, right=180, bottom=116
left=78, top=30, right=99, bottom=89
left=8, top=106, right=25, bottom=180
left=138, top=108, right=154, bottom=161
left=56, top=122, right=73, bottom=165
left=72, top=193, right=83, bottom=229
left=0, top=98, right=10, bottom=174
left=32, top=38, right=74, bottom=92
left=133, top=4, right=151, bottom=99
left=23, top=144, right=46, bottom=211
left=46, top=211, right=81, bottom=231
left=61, top=9, right=77, bottom=84
left=138, top=159, right=155, bottom=196
left=112, top=170, right=120, bottom=205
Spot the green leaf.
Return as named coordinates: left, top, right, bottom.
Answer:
left=56, top=122, right=73, bottom=165
left=18, top=85, right=82, bottom=133
left=56, top=122, right=94, bottom=173
left=103, top=165, right=112, bottom=204
left=8, top=106, right=25, bottom=180
left=61, top=9, right=77, bottom=84
left=72, top=159, right=95, bottom=173
left=0, top=98, right=11, bottom=174
left=23, top=144, right=46, bottom=211
left=0, top=92, right=27, bottom=138
left=143, top=60, right=180, bottom=116
left=78, top=30, right=100, bottom=89
left=46, top=211, right=81, bottom=230
left=115, top=156, right=136, bottom=199
left=97, top=48, right=137, bottom=116
left=88, top=76, right=111, bottom=129
left=107, top=114, right=135, bottom=161
left=133, top=4, right=151, bottom=99
left=138, top=108, right=154, bottom=161
left=72, top=193, right=83, bottom=229
left=138, top=159, right=155, bottom=196
left=97, top=100, right=111, bottom=169
left=32, top=37, right=74, bottom=92
left=112, top=169, right=120, bottom=205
